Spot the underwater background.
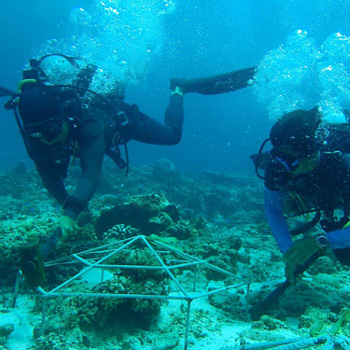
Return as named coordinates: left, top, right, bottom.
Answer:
left=1, top=0, right=350, bottom=173
left=2, top=1, right=350, bottom=350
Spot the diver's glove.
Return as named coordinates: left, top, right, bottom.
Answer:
left=283, top=236, right=322, bottom=282
left=170, top=78, right=191, bottom=95
left=58, top=215, right=78, bottom=241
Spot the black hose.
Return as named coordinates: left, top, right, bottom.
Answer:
left=290, top=211, right=321, bottom=236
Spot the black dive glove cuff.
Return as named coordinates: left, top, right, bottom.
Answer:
left=320, top=216, right=349, bottom=232
left=63, top=196, right=87, bottom=220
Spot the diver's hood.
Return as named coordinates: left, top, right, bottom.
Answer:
left=270, top=107, right=321, bottom=156
left=18, top=85, right=63, bottom=124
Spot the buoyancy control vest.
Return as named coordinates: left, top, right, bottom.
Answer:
left=5, top=54, right=130, bottom=174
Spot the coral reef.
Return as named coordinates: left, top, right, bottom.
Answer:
left=75, top=248, right=170, bottom=329
left=0, top=323, right=14, bottom=345
left=96, top=193, right=195, bottom=240
left=0, top=159, right=349, bottom=350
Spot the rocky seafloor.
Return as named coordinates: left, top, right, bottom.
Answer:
left=0, top=158, right=349, bottom=350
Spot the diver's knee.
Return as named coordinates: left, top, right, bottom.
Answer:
left=171, top=133, right=182, bottom=145
left=164, top=128, right=182, bottom=145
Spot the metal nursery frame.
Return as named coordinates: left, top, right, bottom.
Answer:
left=37, top=235, right=249, bottom=350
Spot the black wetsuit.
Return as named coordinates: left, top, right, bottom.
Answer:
left=26, top=94, right=184, bottom=220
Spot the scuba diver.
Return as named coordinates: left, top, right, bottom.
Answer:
left=2, top=54, right=186, bottom=241
left=1, top=56, right=257, bottom=240
left=174, top=66, right=350, bottom=278
left=252, top=107, right=350, bottom=282
left=1, top=53, right=186, bottom=286
left=1, top=55, right=255, bottom=287
left=170, top=65, right=350, bottom=318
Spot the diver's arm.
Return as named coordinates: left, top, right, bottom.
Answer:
left=325, top=227, right=350, bottom=250
left=27, top=138, right=69, bottom=204
left=264, top=187, right=293, bottom=254
left=324, top=227, right=350, bottom=265
left=170, top=66, right=256, bottom=95
left=35, top=160, right=69, bottom=204
left=28, top=140, right=69, bottom=206
left=63, top=118, right=105, bottom=220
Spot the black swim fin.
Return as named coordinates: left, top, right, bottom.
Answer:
left=170, top=66, right=256, bottom=95
left=249, top=250, right=322, bottom=320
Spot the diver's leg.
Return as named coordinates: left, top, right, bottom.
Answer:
left=128, top=94, right=184, bottom=145
left=171, top=66, right=256, bottom=95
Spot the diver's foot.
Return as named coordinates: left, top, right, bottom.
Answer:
left=171, top=86, right=184, bottom=96
left=170, top=77, right=194, bottom=95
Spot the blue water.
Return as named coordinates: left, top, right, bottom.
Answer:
left=1, top=0, right=350, bottom=173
